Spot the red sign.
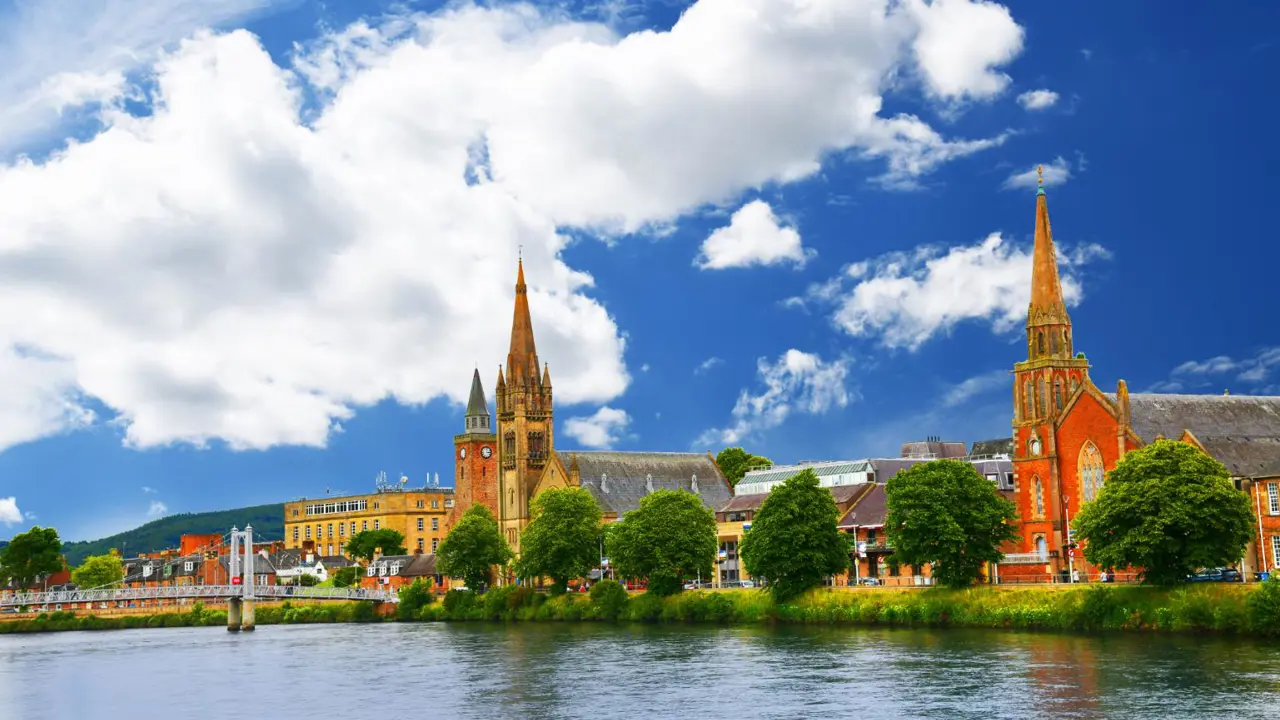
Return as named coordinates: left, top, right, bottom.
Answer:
left=1068, top=549, right=1075, bottom=558
left=232, top=577, right=242, bottom=585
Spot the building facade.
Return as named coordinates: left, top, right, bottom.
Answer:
left=452, top=368, right=500, bottom=526
left=1005, top=170, right=1280, bottom=581
left=284, top=486, right=454, bottom=559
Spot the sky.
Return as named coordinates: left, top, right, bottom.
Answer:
left=0, top=0, right=1277, bottom=542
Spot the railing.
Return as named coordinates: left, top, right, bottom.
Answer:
left=0, top=584, right=393, bottom=608
left=998, top=552, right=1055, bottom=565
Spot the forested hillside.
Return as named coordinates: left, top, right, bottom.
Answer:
left=61, top=504, right=284, bottom=565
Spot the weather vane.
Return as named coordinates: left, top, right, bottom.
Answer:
left=1037, top=164, right=1044, bottom=187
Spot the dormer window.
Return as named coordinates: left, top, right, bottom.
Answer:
left=390, top=562, right=402, bottom=576
left=646, top=474, right=654, bottom=493
left=601, top=473, right=610, bottom=493
left=184, top=561, right=194, bottom=573
left=366, top=566, right=376, bottom=577
left=691, top=474, right=699, bottom=494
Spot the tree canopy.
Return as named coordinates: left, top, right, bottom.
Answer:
left=1073, top=439, right=1254, bottom=585
left=331, top=565, right=363, bottom=588
left=739, top=469, right=849, bottom=600
left=0, top=526, right=64, bottom=590
left=71, top=553, right=125, bottom=590
left=607, top=489, right=717, bottom=595
left=437, top=504, right=513, bottom=593
left=885, top=460, right=1018, bottom=588
left=715, top=447, right=773, bottom=488
left=343, top=528, right=407, bottom=562
left=515, top=487, right=602, bottom=592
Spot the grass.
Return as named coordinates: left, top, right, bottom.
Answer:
left=6, top=579, right=1280, bottom=637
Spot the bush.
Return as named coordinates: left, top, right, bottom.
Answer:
left=298, top=574, right=320, bottom=587
left=397, top=579, right=434, bottom=621
left=589, top=580, right=629, bottom=621
left=1248, top=575, right=1280, bottom=635
left=443, top=589, right=479, bottom=618
left=332, top=566, right=363, bottom=588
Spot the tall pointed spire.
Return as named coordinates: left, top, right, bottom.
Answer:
left=463, top=368, right=490, bottom=432
left=507, top=258, right=540, bottom=385
left=1027, top=165, right=1070, bottom=329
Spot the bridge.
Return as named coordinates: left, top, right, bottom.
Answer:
left=1, top=525, right=396, bottom=631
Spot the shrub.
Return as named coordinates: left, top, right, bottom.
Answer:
left=1248, top=575, right=1280, bottom=635
left=398, top=579, right=434, bottom=621
left=589, top=580, right=629, bottom=621
left=443, top=589, right=479, bottom=618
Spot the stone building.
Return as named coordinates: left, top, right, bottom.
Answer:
left=1006, top=169, right=1280, bottom=580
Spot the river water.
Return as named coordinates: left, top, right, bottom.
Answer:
left=2, top=623, right=1279, bottom=720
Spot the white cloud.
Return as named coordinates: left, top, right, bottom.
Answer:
left=640, top=364, right=650, bottom=373
left=1003, top=156, right=1073, bottom=190
left=0, top=497, right=23, bottom=525
left=1016, top=89, right=1059, bottom=111
left=141, top=486, right=157, bottom=494
left=905, top=0, right=1025, bottom=101
left=1147, top=348, right=1280, bottom=391
left=1081, top=49, right=1093, bottom=60
left=798, top=233, right=1107, bottom=350
left=147, top=501, right=169, bottom=518
left=0, top=0, right=277, bottom=152
left=0, top=0, right=1027, bottom=452
left=695, top=357, right=724, bottom=375
left=943, top=370, right=1009, bottom=407
left=696, top=200, right=813, bottom=270
left=697, top=349, right=851, bottom=445
left=563, top=407, right=632, bottom=449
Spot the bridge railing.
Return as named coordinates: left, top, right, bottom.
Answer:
left=0, top=584, right=394, bottom=608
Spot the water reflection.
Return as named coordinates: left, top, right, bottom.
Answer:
left=2, top=623, right=1279, bottom=720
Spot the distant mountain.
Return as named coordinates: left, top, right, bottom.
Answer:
left=61, top=503, right=284, bottom=566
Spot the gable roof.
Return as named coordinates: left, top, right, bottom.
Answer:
left=1110, top=393, right=1280, bottom=478
left=837, top=484, right=887, bottom=530
left=561, top=450, right=732, bottom=515
left=369, top=554, right=437, bottom=577
left=718, top=483, right=875, bottom=514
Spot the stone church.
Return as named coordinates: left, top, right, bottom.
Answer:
left=452, top=260, right=732, bottom=557
left=1008, top=169, right=1280, bottom=580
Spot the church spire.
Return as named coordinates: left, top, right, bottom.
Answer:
left=1027, top=165, right=1070, bottom=330
left=507, top=258, right=540, bottom=386
left=463, top=368, right=490, bottom=434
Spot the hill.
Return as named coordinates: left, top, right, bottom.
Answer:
left=61, top=503, right=284, bottom=566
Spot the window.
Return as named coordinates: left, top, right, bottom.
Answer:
left=374, top=520, right=380, bottom=530
left=350, top=522, right=356, bottom=534
left=417, top=518, right=424, bottom=531
left=184, top=562, right=194, bottom=573
left=293, top=527, right=299, bottom=541
left=1035, top=536, right=1048, bottom=560
left=417, top=538, right=425, bottom=552
left=417, top=500, right=424, bottom=509
left=306, top=526, right=312, bottom=539
left=1053, top=378, right=1063, bottom=411
left=362, top=521, right=368, bottom=531
left=1050, top=331, right=1059, bottom=355
left=1037, top=332, right=1045, bottom=356
left=1023, top=379, right=1032, bottom=419
left=327, top=544, right=333, bottom=555
left=432, top=500, right=439, bottom=509
left=1269, top=483, right=1279, bottom=515
left=339, top=523, right=345, bottom=537
left=327, top=523, right=333, bottom=538
left=1273, top=536, right=1280, bottom=570
left=1033, top=476, right=1045, bottom=518
left=431, top=538, right=439, bottom=552
left=1079, top=442, right=1105, bottom=503
left=431, top=518, right=439, bottom=531
left=1037, top=376, right=1047, bottom=416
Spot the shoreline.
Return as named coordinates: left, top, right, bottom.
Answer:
left=4, top=583, right=1277, bottom=637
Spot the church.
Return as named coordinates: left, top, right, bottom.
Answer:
left=1007, top=169, right=1280, bottom=580
left=450, top=259, right=733, bottom=557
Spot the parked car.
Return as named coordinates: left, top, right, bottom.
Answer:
left=1187, top=568, right=1243, bottom=583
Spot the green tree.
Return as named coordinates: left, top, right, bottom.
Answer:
left=298, top=573, right=320, bottom=587
left=740, top=469, right=850, bottom=600
left=71, top=553, right=124, bottom=590
left=515, top=487, right=602, bottom=593
left=331, top=565, right=363, bottom=588
left=715, top=447, right=773, bottom=488
left=343, top=528, right=407, bottom=562
left=397, top=578, right=435, bottom=620
left=885, top=460, right=1019, bottom=588
left=437, top=505, right=513, bottom=593
left=0, top=526, right=64, bottom=591
left=608, top=489, right=717, bottom=595
left=1072, top=439, right=1254, bottom=586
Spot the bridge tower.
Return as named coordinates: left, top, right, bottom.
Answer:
left=227, top=525, right=256, bottom=632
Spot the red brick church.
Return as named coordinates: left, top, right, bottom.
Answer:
left=1006, top=169, right=1280, bottom=581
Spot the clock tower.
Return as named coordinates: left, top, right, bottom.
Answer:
left=452, top=368, right=499, bottom=527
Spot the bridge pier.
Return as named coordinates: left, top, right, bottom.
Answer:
left=242, top=600, right=256, bottom=632
left=227, top=597, right=242, bottom=632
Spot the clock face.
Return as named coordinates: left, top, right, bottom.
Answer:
left=481, top=446, right=492, bottom=459
left=459, top=447, right=467, bottom=459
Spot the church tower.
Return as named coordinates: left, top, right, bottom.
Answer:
left=1012, top=167, right=1091, bottom=556
left=452, top=369, right=498, bottom=527
left=496, top=259, right=554, bottom=553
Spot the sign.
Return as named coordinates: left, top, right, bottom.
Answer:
left=1068, top=548, right=1075, bottom=558
left=231, top=576, right=242, bottom=585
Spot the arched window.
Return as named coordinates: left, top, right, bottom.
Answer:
left=1033, top=476, right=1045, bottom=518
left=1035, top=536, right=1047, bottom=560
left=1054, top=377, right=1063, bottom=411
left=1037, top=376, right=1047, bottom=416
left=1050, top=331, right=1059, bottom=355
left=1079, top=442, right=1105, bottom=503
left=1023, top=379, right=1033, bottom=419
left=1037, top=332, right=1045, bottom=356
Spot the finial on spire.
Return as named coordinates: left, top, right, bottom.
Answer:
left=1036, top=164, right=1045, bottom=196
left=518, top=244, right=522, bottom=261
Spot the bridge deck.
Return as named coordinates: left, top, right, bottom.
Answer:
left=1, top=585, right=394, bottom=608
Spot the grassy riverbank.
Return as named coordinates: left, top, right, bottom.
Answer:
left=5, top=582, right=1279, bottom=636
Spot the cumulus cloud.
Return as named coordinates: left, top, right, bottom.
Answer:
left=942, top=370, right=1009, bottom=407
left=1144, top=348, right=1280, bottom=392
left=697, top=349, right=851, bottom=445
left=147, top=501, right=169, bottom=518
left=695, top=357, right=724, bottom=375
left=563, top=407, right=632, bottom=449
left=1003, top=156, right=1073, bottom=190
left=0, top=497, right=23, bottom=525
left=1016, top=89, right=1059, bottom=111
left=792, top=234, right=1108, bottom=350
left=696, top=201, right=812, bottom=270
left=0, top=0, right=1027, bottom=452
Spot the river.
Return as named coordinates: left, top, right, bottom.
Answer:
left=2, top=623, right=1279, bottom=719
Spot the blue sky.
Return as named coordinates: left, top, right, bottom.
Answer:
left=0, top=0, right=1277, bottom=542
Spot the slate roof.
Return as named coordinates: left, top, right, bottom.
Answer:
left=837, top=484, right=887, bottom=530
left=563, top=451, right=732, bottom=515
left=1110, top=393, right=1280, bottom=478
left=740, top=460, right=872, bottom=487
left=970, top=437, right=1014, bottom=457
left=368, top=554, right=437, bottom=577
left=718, top=483, right=875, bottom=514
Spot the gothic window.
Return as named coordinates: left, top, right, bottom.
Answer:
left=1079, top=442, right=1105, bottom=503
left=1035, top=535, right=1048, bottom=560
left=1023, top=379, right=1032, bottom=419
left=1037, top=376, right=1047, bottom=416
left=1037, top=332, right=1045, bottom=356
left=504, top=432, right=515, bottom=457
left=509, top=488, right=516, bottom=510
left=1053, top=378, right=1063, bottom=411
left=1033, top=476, right=1045, bottom=518
left=1050, top=331, right=1059, bottom=355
